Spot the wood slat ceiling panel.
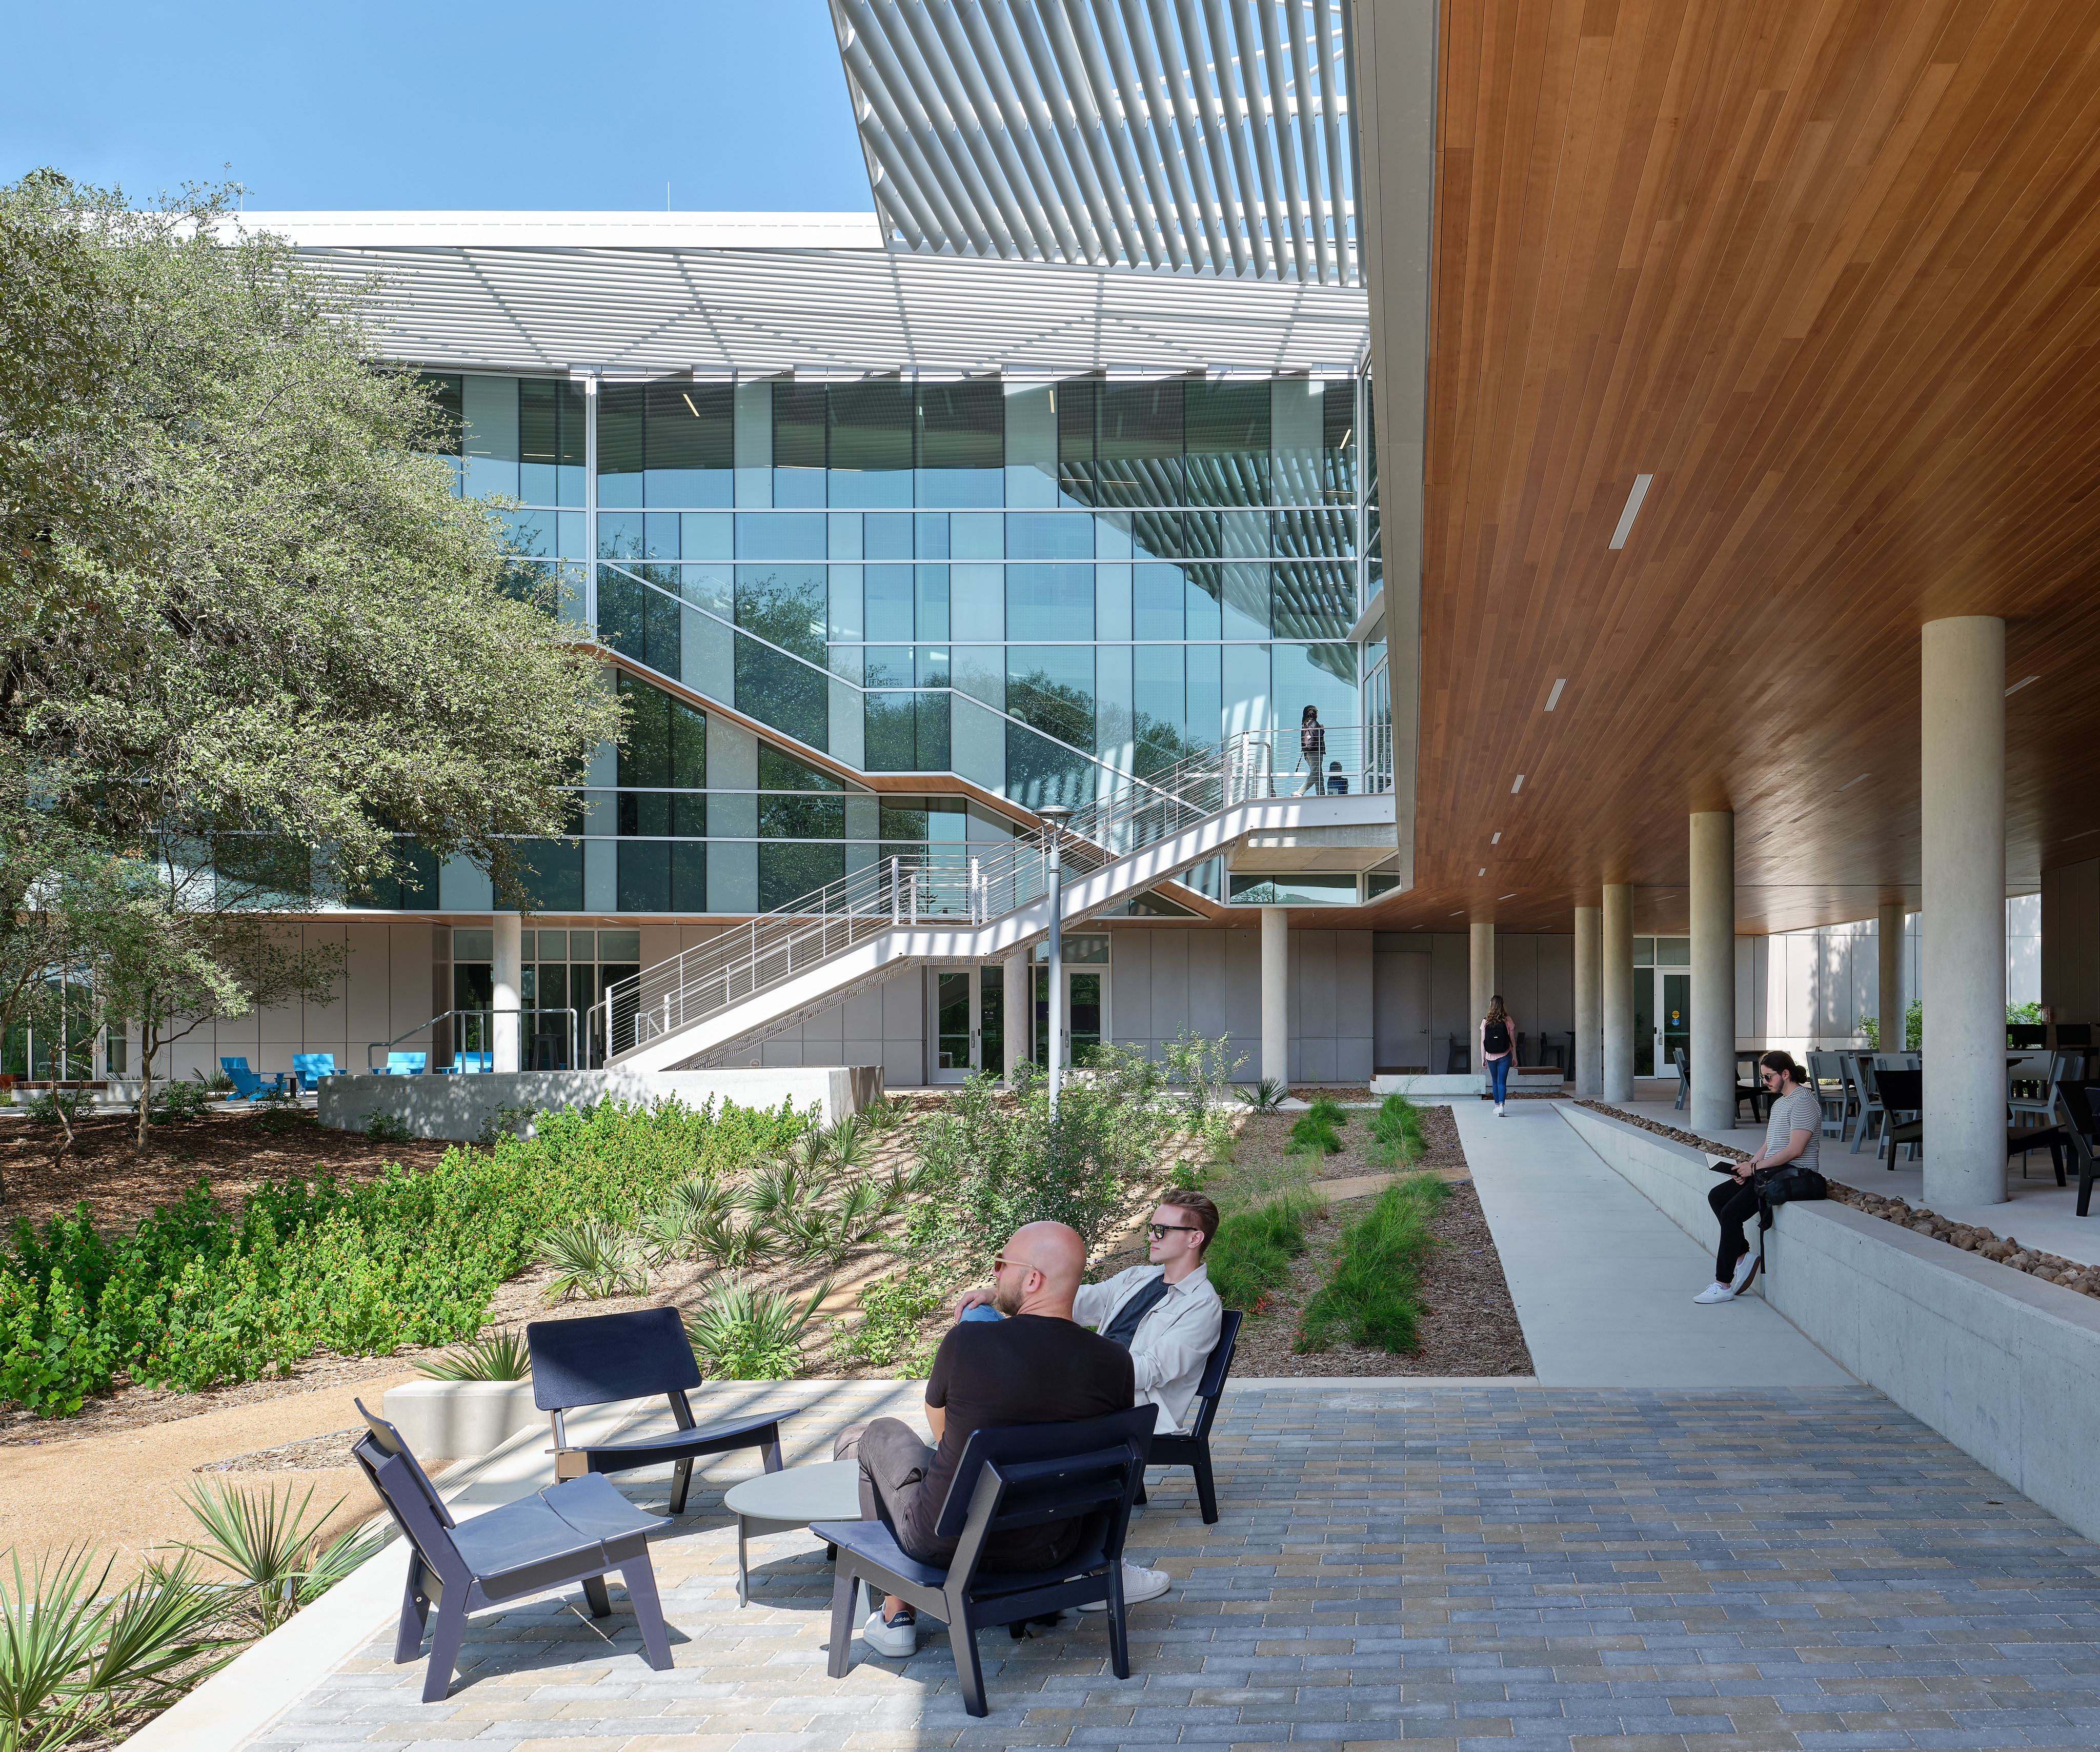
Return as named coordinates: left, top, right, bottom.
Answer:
left=1386, top=0, right=2100, bottom=936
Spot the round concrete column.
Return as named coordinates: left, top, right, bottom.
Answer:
left=1003, top=947, right=1029, bottom=1084
left=1468, top=921, right=1495, bottom=1075
left=1603, top=883, right=1634, bottom=1101
left=1261, top=907, right=1289, bottom=1086
left=491, top=913, right=522, bottom=1074
left=1573, top=905, right=1602, bottom=1098
left=1922, top=615, right=2007, bottom=1206
left=1689, top=812, right=1736, bottom=1133
left=1877, top=899, right=1906, bottom=1052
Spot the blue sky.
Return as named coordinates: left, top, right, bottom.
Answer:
left=4, top=1, right=871, bottom=212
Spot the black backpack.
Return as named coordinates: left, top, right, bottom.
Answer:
left=1483, top=1018, right=1511, bottom=1055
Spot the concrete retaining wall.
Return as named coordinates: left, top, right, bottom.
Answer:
left=1561, top=1101, right=2100, bottom=1547
left=316, top=1065, right=880, bottom=1141
left=379, top=1380, right=540, bottom=1459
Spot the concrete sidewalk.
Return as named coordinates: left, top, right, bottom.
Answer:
left=1452, top=1099, right=1854, bottom=1388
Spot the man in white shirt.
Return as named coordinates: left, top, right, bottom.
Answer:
left=952, top=1193, right=1226, bottom=1609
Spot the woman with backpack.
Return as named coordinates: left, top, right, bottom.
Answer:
left=1480, top=995, right=1515, bottom=1116
left=1298, top=706, right=1325, bottom=794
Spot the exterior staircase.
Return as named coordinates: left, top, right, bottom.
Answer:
left=599, top=732, right=1395, bottom=1073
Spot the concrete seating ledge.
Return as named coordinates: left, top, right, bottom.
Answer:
left=1561, top=1100, right=2100, bottom=1549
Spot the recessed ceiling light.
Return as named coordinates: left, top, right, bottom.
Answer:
left=1608, top=474, right=1653, bottom=550
left=1499, top=893, right=1518, bottom=900
left=1449, top=910, right=1465, bottom=916
left=1511, top=774, right=1525, bottom=794
left=1838, top=772, right=1870, bottom=791
left=1655, top=894, right=1675, bottom=901
left=1478, top=868, right=1486, bottom=876
left=1544, top=678, right=1567, bottom=711
left=2006, top=675, right=2040, bottom=697
left=1491, top=832, right=1502, bottom=844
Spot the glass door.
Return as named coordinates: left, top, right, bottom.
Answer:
left=1634, top=971, right=1655, bottom=1076
left=931, top=964, right=1006, bottom=1083
left=1032, top=966, right=1109, bottom=1070
left=1661, top=972, right=1690, bottom=1080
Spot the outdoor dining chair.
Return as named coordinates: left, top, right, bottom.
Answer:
left=814, top=1405, right=1156, bottom=1717
left=2005, top=1053, right=2061, bottom=1130
left=2054, top=1081, right=2100, bottom=1216
left=1133, top=1309, right=1243, bottom=1525
left=1874, top=1068, right=1925, bottom=1162
left=1806, top=1051, right=1850, bottom=1139
left=1849, top=1053, right=1888, bottom=1156
left=526, top=1306, right=786, bottom=1516
left=351, top=1399, right=674, bottom=1703
left=1671, top=1047, right=1689, bottom=1110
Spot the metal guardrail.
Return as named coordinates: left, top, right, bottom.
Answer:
left=599, top=726, right=1390, bottom=1063
left=366, top=1007, right=581, bottom=1072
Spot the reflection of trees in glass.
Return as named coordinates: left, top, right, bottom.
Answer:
left=1005, top=669, right=1093, bottom=750
left=759, top=843, right=846, bottom=910
left=1134, top=710, right=1205, bottom=779
left=734, top=568, right=826, bottom=663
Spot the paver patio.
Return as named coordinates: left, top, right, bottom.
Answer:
left=241, top=1380, right=2100, bottom=1752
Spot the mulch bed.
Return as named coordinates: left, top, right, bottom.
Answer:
left=1577, top=1099, right=2100, bottom=1300
left=1, top=1109, right=454, bottom=1234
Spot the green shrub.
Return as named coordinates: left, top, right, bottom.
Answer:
left=913, top=1052, right=1174, bottom=1259
left=22, top=1090, right=91, bottom=1124
left=0, top=1096, right=810, bottom=1416
left=148, top=1081, right=212, bottom=1124
left=1369, top=1092, right=1426, bottom=1167
left=1295, top=1175, right=1446, bottom=1354
left=832, top=1266, right=945, bottom=1373
left=1206, top=1196, right=1318, bottom=1311
left=1237, top=1078, right=1288, bottom=1112
left=683, top=1278, right=825, bottom=1380
left=362, top=1112, right=413, bottom=1144
left=1287, top=1114, right=1344, bottom=1155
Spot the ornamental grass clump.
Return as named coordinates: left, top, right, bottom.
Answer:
left=683, top=1278, right=827, bottom=1380
left=1369, top=1092, right=1427, bottom=1166
left=0, top=1096, right=810, bottom=1418
left=1204, top=1195, right=1319, bottom=1311
left=1295, top=1174, right=1447, bottom=1354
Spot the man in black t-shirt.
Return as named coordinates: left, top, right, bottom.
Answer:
left=835, top=1220, right=1134, bottom=1658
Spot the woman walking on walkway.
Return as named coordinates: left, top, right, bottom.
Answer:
left=1697, top=1051, right=1821, bottom=1303
left=1298, top=705, right=1325, bottom=795
left=1480, top=995, right=1515, bottom=1117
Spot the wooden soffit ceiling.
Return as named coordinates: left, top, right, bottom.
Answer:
left=1381, top=0, right=2100, bottom=937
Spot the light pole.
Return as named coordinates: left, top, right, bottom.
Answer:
left=1039, top=804, right=1072, bottom=1115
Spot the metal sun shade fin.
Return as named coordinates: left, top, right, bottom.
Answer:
left=983, top=3, right=1126, bottom=266
left=919, top=1, right=1071, bottom=262
left=1283, top=0, right=1332, bottom=285
left=953, top=1, right=1097, bottom=265
left=837, top=11, right=959, bottom=251
left=1311, top=0, right=1353, bottom=284
left=845, top=2, right=1001, bottom=258
left=1250, top=0, right=1311, bottom=285
left=1031, top=1, right=1156, bottom=270
left=1168, top=0, right=1251, bottom=277
left=1198, top=0, right=1271, bottom=278
left=1127, top=0, right=1228, bottom=275
left=1082, top=0, right=1188, bottom=270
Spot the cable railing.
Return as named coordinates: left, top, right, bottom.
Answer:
left=599, top=724, right=1390, bottom=1062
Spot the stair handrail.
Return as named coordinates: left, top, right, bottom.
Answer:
left=598, top=724, right=1390, bottom=1062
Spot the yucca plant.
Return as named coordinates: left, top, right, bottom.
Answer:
left=173, top=1481, right=381, bottom=1634
left=824, top=1116, right=870, bottom=1172
left=683, top=1278, right=829, bottom=1380
left=0, top=1547, right=236, bottom=1752
left=1237, top=1077, right=1290, bottom=1112
left=537, top=1218, right=650, bottom=1302
left=738, top=1158, right=815, bottom=1225
left=686, top=1207, right=781, bottom=1272
left=634, top=1175, right=734, bottom=1264
left=417, top=1328, right=531, bottom=1381
left=786, top=1126, right=834, bottom=1175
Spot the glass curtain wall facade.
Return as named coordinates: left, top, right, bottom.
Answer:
left=406, top=369, right=1369, bottom=916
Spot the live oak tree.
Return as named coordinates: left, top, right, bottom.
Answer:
left=0, top=170, right=624, bottom=1150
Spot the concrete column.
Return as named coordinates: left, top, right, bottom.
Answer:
left=1603, top=882, right=1634, bottom=1101
left=1573, top=904, right=1602, bottom=1097
left=1922, top=615, right=2007, bottom=1206
left=1878, top=900, right=1906, bottom=1052
left=1261, top=907, right=1289, bottom=1086
left=1689, top=811, right=1736, bottom=1132
left=491, top=913, right=522, bottom=1074
left=1002, top=947, right=1029, bottom=1084
left=1468, top=921, right=1495, bottom=1073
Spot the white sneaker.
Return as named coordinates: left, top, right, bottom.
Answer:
left=1079, top=1562, right=1173, bottom=1610
left=861, top=1605, right=917, bottom=1657
left=1496, top=1104, right=1506, bottom=1116
left=1692, top=1281, right=1736, bottom=1304
left=1730, top=1244, right=1761, bottom=1293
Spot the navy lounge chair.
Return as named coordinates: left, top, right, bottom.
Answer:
left=525, top=1307, right=785, bottom=1515
left=351, top=1400, right=673, bottom=1702
left=1133, top=1308, right=1242, bottom=1525
left=814, top=1405, right=1156, bottom=1717
left=2056, top=1082, right=2100, bottom=1217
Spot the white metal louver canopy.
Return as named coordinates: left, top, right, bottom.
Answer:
left=239, top=213, right=1367, bottom=377
left=830, top=0, right=1361, bottom=285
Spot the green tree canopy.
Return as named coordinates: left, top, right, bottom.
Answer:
left=0, top=169, right=621, bottom=900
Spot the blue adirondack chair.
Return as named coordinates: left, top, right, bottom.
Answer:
left=292, top=1053, right=337, bottom=1091
left=220, top=1057, right=288, bottom=1099
left=351, top=1401, right=673, bottom=1702
left=385, top=1052, right=427, bottom=1076
left=815, top=1406, right=1156, bottom=1716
